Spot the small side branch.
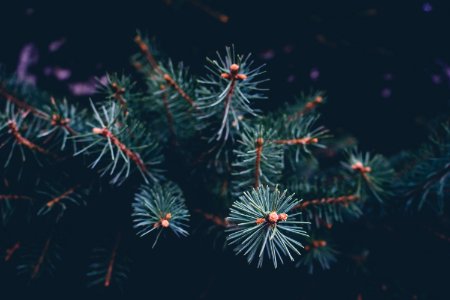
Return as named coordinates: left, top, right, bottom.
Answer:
left=273, top=137, right=319, bottom=145
left=0, top=84, right=49, bottom=119
left=7, top=120, right=56, bottom=158
left=295, top=194, right=359, bottom=210
left=104, top=232, right=122, bottom=287
left=254, top=137, right=264, bottom=188
left=46, top=185, right=79, bottom=208
left=110, top=83, right=128, bottom=116
left=163, top=74, right=196, bottom=108
left=218, top=64, right=247, bottom=137
left=31, top=237, right=51, bottom=279
left=4, top=242, right=20, bottom=261
left=287, top=95, right=323, bottom=121
left=92, top=127, right=148, bottom=174
left=0, top=194, right=32, bottom=201
left=189, top=0, right=229, bottom=23
left=134, top=34, right=197, bottom=108
left=134, top=35, right=161, bottom=73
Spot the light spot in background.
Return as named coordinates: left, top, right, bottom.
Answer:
left=422, top=2, right=433, bottom=13
left=431, top=74, right=442, bottom=84
left=283, top=44, right=294, bottom=54
left=310, top=67, right=320, bottom=81
left=287, top=74, right=296, bottom=83
left=381, top=88, right=392, bottom=98
left=49, top=38, right=66, bottom=52
left=259, top=49, right=275, bottom=60
left=25, top=8, right=34, bottom=16
left=44, top=66, right=72, bottom=81
left=16, top=43, right=39, bottom=85
left=383, top=73, right=393, bottom=81
left=68, top=76, right=106, bottom=96
left=53, top=67, right=72, bottom=81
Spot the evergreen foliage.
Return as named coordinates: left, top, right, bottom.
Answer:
left=0, top=31, right=448, bottom=291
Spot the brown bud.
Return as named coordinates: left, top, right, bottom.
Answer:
left=230, top=64, right=240, bottom=74
left=268, top=212, right=279, bottom=223
left=161, top=219, right=170, bottom=228
left=278, top=213, right=288, bottom=221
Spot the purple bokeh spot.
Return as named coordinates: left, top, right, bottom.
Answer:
left=431, top=74, right=442, bottom=84
left=283, top=44, right=294, bottom=54
left=25, top=8, right=34, bottom=16
left=310, top=67, right=320, bottom=81
left=287, top=74, right=296, bottom=83
left=16, top=43, right=39, bottom=85
left=260, top=49, right=275, bottom=60
left=49, top=38, right=66, bottom=52
left=422, top=2, right=433, bottom=13
left=381, top=88, right=392, bottom=98
left=445, top=67, right=450, bottom=79
left=383, top=73, right=393, bottom=81
left=53, top=67, right=71, bottom=81
left=68, top=76, right=106, bottom=96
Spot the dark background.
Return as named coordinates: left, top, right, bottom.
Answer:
left=0, top=1, right=449, bottom=299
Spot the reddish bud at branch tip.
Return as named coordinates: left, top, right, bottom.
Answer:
left=268, top=211, right=279, bottom=223
left=278, top=213, right=288, bottom=221
left=92, top=127, right=105, bottom=135
left=230, top=64, right=239, bottom=73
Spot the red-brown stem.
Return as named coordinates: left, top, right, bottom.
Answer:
left=295, top=194, right=359, bottom=210
left=273, top=137, right=319, bottom=145
left=189, top=0, right=229, bottom=23
left=287, top=95, right=323, bottom=121
left=110, top=83, right=128, bottom=116
left=254, top=137, right=264, bottom=188
left=104, top=232, right=122, bottom=287
left=4, top=242, right=20, bottom=262
left=31, top=237, right=51, bottom=279
left=134, top=35, right=162, bottom=73
left=160, top=85, right=176, bottom=137
left=220, top=179, right=228, bottom=197
left=222, top=74, right=238, bottom=127
left=0, top=194, right=32, bottom=201
left=92, top=127, right=148, bottom=174
left=0, top=84, right=48, bottom=119
left=194, top=209, right=230, bottom=227
left=46, top=185, right=78, bottom=208
left=7, top=120, right=56, bottom=158
left=163, top=74, right=197, bottom=108
left=134, top=35, right=196, bottom=108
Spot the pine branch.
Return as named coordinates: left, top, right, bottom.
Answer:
left=0, top=83, right=48, bottom=119
left=86, top=234, right=131, bottom=290
left=296, top=237, right=338, bottom=273
left=396, top=121, right=450, bottom=213
left=17, top=236, right=61, bottom=280
left=196, top=45, right=268, bottom=142
left=36, top=183, right=86, bottom=217
left=104, top=232, right=122, bottom=288
left=343, top=148, right=394, bottom=203
left=73, top=101, right=163, bottom=185
left=232, top=125, right=284, bottom=194
left=227, top=185, right=309, bottom=268
left=295, top=194, right=360, bottom=210
left=132, top=182, right=190, bottom=248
